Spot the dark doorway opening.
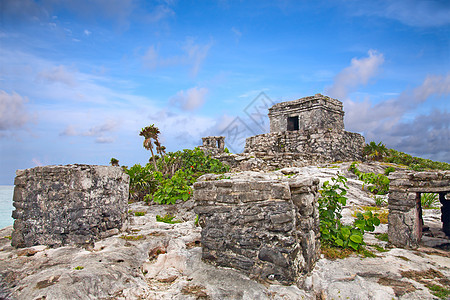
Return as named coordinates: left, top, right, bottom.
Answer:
left=287, top=116, right=299, bottom=131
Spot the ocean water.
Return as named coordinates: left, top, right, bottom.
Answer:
left=0, top=186, right=14, bottom=229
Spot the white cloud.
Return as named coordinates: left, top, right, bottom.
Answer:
left=31, top=157, right=43, bottom=167
left=142, top=38, right=213, bottom=77
left=327, top=50, right=384, bottom=99
left=347, top=0, right=450, bottom=27
left=342, top=74, right=450, bottom=162
left=182, top=38, right=212, bottom=77
left=37, top=65, right=77, bottom=87
left=61, top=120, right=118, bottom=136
left=145, top=5, right=175, bottom=22
left=170, top=87, right=208, bottom=111
left=231, top=27, right=242, bottom=42
left=0, top=90, right=30, bottom=131
left=142, top=45, right=161, bottom=70
left=84, top=29, right=91, bottom=36
left=95, top=136, right=115, bottom=144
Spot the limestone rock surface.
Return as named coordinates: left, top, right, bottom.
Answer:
left=0, top=163, right=448, bottom=299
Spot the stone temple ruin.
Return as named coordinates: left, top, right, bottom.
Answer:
left=245, top=94, right=365, bottom=167
left=388, top=170, right=450, bottom=249
left=199, top=136, right=225, bottom=156
left=201, top=94, right=365, bottom=169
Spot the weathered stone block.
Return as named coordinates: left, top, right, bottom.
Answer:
left=194, top=172, right=320, bottom=285
left=11, top=164, right=129, bottom=248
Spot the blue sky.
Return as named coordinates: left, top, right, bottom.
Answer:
left=0, top=0, right=449, bottom=184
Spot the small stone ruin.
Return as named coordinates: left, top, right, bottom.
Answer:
left=11, top=164, right=130, bottom=248
left=194, top=171, right=320, bottom=285
left=198, top=136, right=225, bottom=156
left=244, top=94, right=365, bottom=168
left=388, top=170, right=450, bottom=248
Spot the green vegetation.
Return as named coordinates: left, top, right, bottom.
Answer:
left=372, top=244, right=389, bottom=252
left=352, top=206, right=388, bottom=224
left=427, top=284, right=450, bottom=299
left=374, top=196, right=387, bottom=207
left=122, top=124, right=229, bottom=204
left=363, top=141, right=389, bottom=161
left=3, top=236, right=12, bottom=240
left=126, top=163, right=158, bottom=202
left=401, top=269, right=450, bottom=299
left=318, top=174, right=380, bottom=251
left=384, top=166, right=396, bottom=176
left=110, top=157, right=119, bottom=166
left=375, top=233, right=389, bottom=242
left=349, top=162, right=390, bottom=195
left=134, top=211, right=146, bottom=216
left=194, top=215, right=199, bottom=227
left=364, top=141, right=450, bottom=171
left=321, top=244, right=377, bottom=259
left=156, top=214, right=183, bottom=224
left=120, top=235, right=145, bottom=241
left=385, top=148, right=450, bottom=171
left=421, top=193, right=439, bottom=209
left=74, top=266, right=84, bottom=270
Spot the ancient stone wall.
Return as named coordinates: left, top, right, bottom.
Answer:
left=11, top=164, right=130, bottom=248
left=244, top=128, right=365, bottom=167
left=199, top=136, right=226, bottom=156
left=194, top=172, right=320, bottom=285
left=388, top=170, right=450, bottom=248
left=268, top=94, right=344, bottom=133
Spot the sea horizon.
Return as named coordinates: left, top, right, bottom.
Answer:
left=0, top=185, right=14, bottom=230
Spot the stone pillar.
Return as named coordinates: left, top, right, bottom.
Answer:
left=11, top=164, right=130, bottom=248
left=440, top=192, right=450, bottom=236
left=217, top=136, right=225, bottom=150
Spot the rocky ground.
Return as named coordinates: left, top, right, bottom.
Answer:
left=0, top=162, right=449, bottom=299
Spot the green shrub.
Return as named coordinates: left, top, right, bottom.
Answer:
left=124, top=164, right=158, bottom=202
left=134, top=211, right=146, bottom=216
left=421, top=193, right=439, bottom=209
left=384, top=166, right=395, bottom=176
left=319, top=174, right=380, bottom=251
left=363, top=141, right=388, bottom=161
left=152, top=170, right=192, bottom=204
left=384, top=149, right=450, bottom=170
left=125, top=146, right=229, bottom=204
left=110, top=157, right=119, bottom=166
left=374, top=196, right=387, bottom=207
left=349, top=162, right=390, bottom=195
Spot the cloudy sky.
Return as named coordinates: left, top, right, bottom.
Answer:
left=0, top=0, right=449, bottom=184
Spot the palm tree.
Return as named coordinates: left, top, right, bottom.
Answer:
left=363, top=141, right=388, bottom=161
left=110, top=158, right=119, bottom=167
left=140, top=124, right=161, bottom=171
